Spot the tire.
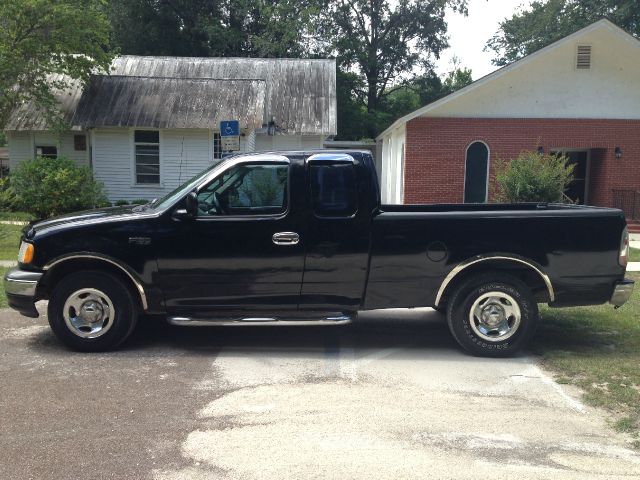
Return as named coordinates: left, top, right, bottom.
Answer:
left=446, top=273, right=538, bottom=357
left=47, top=270, right=138, bottom=352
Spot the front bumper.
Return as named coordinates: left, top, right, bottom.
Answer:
left=610, top=278, right=635, bottom=308
left=3, top=267, right=43, bottom=318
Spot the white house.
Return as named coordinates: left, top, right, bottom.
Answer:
left=5, top=56, right=337, bottom=201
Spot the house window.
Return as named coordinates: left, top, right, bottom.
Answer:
left=36, top=146, right=57, bottom=159
left=134, top=130, right=160, bottom=184
left=74, top=135, right=87, bottom=151
left=213, top=133, right=222, bottom=159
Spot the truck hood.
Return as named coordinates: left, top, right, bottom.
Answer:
left=26, top=205, right=148, bottom=237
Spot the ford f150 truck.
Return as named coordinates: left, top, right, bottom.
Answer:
left=4, top=151, right=634, bottom=356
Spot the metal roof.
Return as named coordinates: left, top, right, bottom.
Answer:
left=6, top=56, right=337, bottom=134
left=72, top=76, right=265, bottom=129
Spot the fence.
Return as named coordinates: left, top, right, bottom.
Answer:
left=612, top=189, right=640, bottom=221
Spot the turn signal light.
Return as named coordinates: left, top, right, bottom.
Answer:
left=18, top=242, right=34, bottom=264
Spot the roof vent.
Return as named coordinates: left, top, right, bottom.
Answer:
left=576, top=45, right=592, bottom=69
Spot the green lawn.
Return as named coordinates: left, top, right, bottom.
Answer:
left=0, top=224, right=23, bottom=261
left=631, top=247, right=640, bottom=263
left=534, top=272, right=640, bottom=446
left=0, top=211, right=35, bottom=222
left=0, top=267, right=8, bottom=308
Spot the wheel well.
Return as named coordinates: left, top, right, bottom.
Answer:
left=437, top=260, right=552, bottom=308
left=38, top=258, right=146, bottom=311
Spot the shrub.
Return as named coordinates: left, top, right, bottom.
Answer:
left=95, top=199, right=113, bottom=208
left=493, top=151, right=575, bottom=203
left=11, top=156, right=107, bottom=218
left=114, top=199, right=130, bottom=206
left=129, top=198, right=149, bottom=205
left=0, top=177, right=19, bottom=211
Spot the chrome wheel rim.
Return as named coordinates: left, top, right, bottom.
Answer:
left=63, top=288, right=115, bottom=338
left=468, top=292, right=521, bottom=342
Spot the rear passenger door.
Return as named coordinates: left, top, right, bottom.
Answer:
left=299, top=154, right=372, bottom=312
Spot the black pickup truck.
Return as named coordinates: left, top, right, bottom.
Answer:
left=4, top=151, right=634, bottom=356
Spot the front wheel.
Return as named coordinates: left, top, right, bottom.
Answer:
left=446, top=273, right=538, bottom=357
left=48, top=270, right=138, bottom=352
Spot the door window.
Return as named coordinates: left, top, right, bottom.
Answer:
left=196, top=163, right=288, bottom=216
left=309, top=162, right=357, bottom=217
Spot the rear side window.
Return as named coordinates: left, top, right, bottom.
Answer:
left=310, top=162, right=357, bottom=218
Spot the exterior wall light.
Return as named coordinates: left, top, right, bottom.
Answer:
left=267, top=117, right=276, bottom=136
left=615, top=146, right=623, bottom=159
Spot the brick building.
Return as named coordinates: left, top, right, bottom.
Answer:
left=376, top=19, right=640, bottom=227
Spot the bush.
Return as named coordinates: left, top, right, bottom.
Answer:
left=129, top=199, right=149, bottom=205
left=114, top=199, right=129, bottom=206
left=493, top=151, right=575, bottom=203
left=0, top=177, right=19, bottom=211
left=11, top=156, right=107, bottom=218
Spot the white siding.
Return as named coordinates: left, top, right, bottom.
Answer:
left=7, top=132, right=32, bottom=169
left=380, top=126, right=405, bottom=204
left=7, top=131, right=90, bottom=169
left=255, top=134, right=323, bottom=151
left=93, top=128, right=215, bottom=202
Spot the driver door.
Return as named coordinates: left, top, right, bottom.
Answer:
left=155, top=157, right=306, bottom=315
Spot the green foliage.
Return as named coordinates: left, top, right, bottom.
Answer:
left=0, top=131, right=6, bottom=146
left=129, top=199, right=149, bottom=205
left=0, top=177, right=19, bottom=211
left=493, top=151, right=575, bottom=203
left=0, top=0, right=114, bottom=130
left=95, top=199, right=113, bottom=208
left=109, top=0, right=321, bottom=57
left=114, top=199, right=129, bottom=206
left=321, top=0, right=468, bottom=137
left=11, top=157, right=107, bottom=218
left=486, top=0, right=640, bottom=66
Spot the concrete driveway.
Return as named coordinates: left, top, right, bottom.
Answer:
left=1, top=305, right=639, bottom=480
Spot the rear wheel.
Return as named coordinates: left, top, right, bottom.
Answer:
left=48, top=270, right=138, bottom=352
left=446, top=273, right=538, bottom=357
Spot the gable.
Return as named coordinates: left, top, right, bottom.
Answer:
left=427, top=24, right=640, bottom=119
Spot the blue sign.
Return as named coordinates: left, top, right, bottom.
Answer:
left=220, top=120, right=240, bottom=137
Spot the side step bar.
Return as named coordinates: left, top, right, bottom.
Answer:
left=167, top=315, right=353, bottom=327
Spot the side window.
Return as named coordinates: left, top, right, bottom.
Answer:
left=197, top=163, right=288, bottom=216
left=36, top=146, right=57, bottom=159
left=310, top=162, right=357, bottom=218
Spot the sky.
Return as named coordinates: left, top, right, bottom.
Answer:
left=435, top=0, right=534, bottom=79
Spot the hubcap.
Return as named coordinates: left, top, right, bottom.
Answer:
left=468, top=292, right=521, bottom=342
left=62, top=288, right=115, bottom=338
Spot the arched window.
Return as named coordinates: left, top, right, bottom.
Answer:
left=464, top=141, right=490, bottom=203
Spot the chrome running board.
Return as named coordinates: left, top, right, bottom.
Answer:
left=167, top=315, right=352, bottom=327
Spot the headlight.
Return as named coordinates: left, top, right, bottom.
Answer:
left=18, top=241, right=34, bottom=264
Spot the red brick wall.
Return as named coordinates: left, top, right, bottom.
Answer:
left=404, top=117, right=640, bottom=207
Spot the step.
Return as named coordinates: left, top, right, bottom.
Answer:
left=167, top=315, right=353, bottom=327
left=628, top=223, right=640, bottom=234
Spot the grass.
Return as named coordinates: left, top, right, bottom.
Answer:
left=0, top=223, right=23, bottom=261
left=630, top=247, right=640, bottom=263
left=0, top=267, right=8, bottom=308
left=0, top=211, right=34, bottom=222
left=534, top=272, right=640, bottom=443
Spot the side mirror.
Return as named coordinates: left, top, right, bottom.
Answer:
left=172, top=191, right=198, bottom=221
left=185, top=191, right=198, bottom=216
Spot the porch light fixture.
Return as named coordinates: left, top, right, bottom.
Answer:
left=615, top=146, right=623, bottom=159
left=537, top=146, right=544, bottom=154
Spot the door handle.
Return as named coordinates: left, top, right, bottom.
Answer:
left=272, top=232, right=300, bottom=246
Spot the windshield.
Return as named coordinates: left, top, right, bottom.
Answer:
left=140, top=161, right=226, bottom=212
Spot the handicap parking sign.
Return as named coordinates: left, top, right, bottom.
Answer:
left=220, top=120, right=240, bottom=137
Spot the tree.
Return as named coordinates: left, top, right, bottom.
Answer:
left=493, top=151, right=575, bottom=203
left=320, top=0, right=468, bottom=137
left=0, top=0, right=114, bottom=130
left=109, top=0, right=322, bottom=57
left=486, top=0, right=640, bottom=66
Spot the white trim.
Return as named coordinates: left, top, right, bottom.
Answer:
left=463, top=140, right=490, bottom=203
left=376, top=19, right=640, bottom=141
